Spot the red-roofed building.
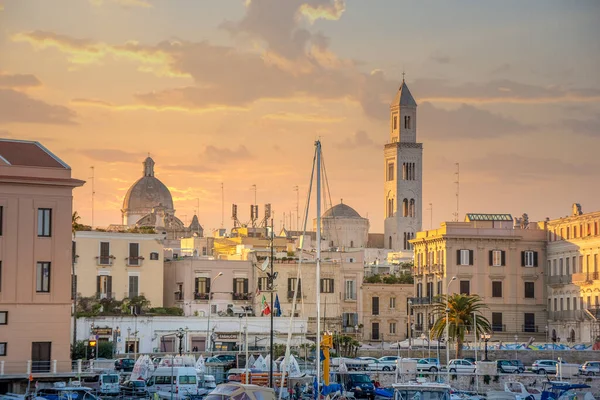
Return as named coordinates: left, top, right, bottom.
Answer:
left=0, top=139, right=84, bottom=375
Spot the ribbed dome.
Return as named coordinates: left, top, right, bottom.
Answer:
left=122, top=157, right=174, bottom=211
left=323, top=202, right=361, bottom=218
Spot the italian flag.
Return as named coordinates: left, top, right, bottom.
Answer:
left=261, top=294, right=271, bottom=316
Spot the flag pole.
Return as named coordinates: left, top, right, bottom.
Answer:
left=269, top=217, right=275, bottom=388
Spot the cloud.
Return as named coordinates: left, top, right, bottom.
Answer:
left=161, top=164, right=214, bottom=173
left=430, top=52, right=450, bottom=64
left=419, top=102, right=530, bottom=140
left=200, top=145, right=253, bottom=162
left=71, top=97, right=248, bottom=114
left=78, top=148, right=147, bottom=163
left=261, top=112, right=343, bottom=123
left=299, top=0, right=345, bottom=23
left=338, top=130, right=378, bottom=149
left=0, top=89, right=77, bottom=125
left=562, top=116, right=600, bottom=136
left=0, top=72, right=42, bottom=89
left=89, top=0, right=152, bottom=8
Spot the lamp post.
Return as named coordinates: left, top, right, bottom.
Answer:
left=480, top=332, right=491, bottom=361
left=206, top=272, right=223, bottom=353
left=176, top=328, right=186, bottom=356
left=445, top=276, right=457, bottom=376
left=112, top=326, right=121, bottom=358
left=408, top=299, right=413, bottom=359
left=514, top=335, right=518, bottom=361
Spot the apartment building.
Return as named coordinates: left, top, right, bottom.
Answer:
left=544, top=204, right=600, bottom=343
left=0, top=139, right=84, bottom=373
left=361, top=283, right=412, bottom=343
left=410, top=213, right=547, bottom=342
left=74, top=231, right=165, bottom=307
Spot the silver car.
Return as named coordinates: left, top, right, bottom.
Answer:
left=579, top=361, right=600, bottom=376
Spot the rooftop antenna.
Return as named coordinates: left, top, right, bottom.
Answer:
left=293, top=185, right=299, bottom=231
left=89, top=166, right=95, bottom=227
left=453, top=163, right=460, bottom=222
left=221, top=183, right=224, bottom=228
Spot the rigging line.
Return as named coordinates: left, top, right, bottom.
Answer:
left=277, top=146, right=317, bottom=400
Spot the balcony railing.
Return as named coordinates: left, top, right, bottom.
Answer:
left=126, top=257, right=144, bottom=267
left=573, top=271, right=600, bottom=283
left=233, top=293, right=251, bottom=301
left=287, top=291, right=303, bottom=299
left=522, top=324, right=539, bottom=333
left=409, top=297, right=433, bottom=305
left=194, top=292, right=210, bottom=300
left=95, top=292, right=115, bottom=300
left=95, top=256, right=114, bottom=266
left=123, top=292, right=145, bottom=299
left=492, top=324, right=506, bottom=332
left=547, top=275, right=572, bottom=285
left=174, top=292, right=184, bottom=302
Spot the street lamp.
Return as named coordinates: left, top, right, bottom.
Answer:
left=514, top=335, right=518, bottom=361
left=480, top=332, right=491, bottom=361
left=176, top=328, right=186, bottom=356
left=206, top=272, right=223, bottom=352
left=445, top=277, right=457, bottom=369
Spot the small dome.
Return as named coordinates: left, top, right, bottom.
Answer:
left=323, top=202, right=361, bottom=218
left=122, top=157, right=174, bottom=211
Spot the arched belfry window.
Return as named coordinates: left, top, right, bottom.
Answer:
left=409, top=199, right=415, bottom=218
left=403, top=199, right=409, bottom=217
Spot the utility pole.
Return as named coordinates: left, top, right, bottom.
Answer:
left=269, top=218, right=274, bottom=388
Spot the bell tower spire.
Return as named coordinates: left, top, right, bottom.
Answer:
left=389, top=76, right=417, bottom=143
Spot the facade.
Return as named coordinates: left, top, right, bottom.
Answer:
left=118, top=157, right=203, bottom=240
left=74, top=231, right=166, bottom=307
left=361, top=283, right=412, bottom=343
left=316, top=202, right=369, bottom=249
left=0, top=139, right=84, bottom=373
left=544, top=204, right=600, bottom=343
left=410, top=214, right=547, bottom=342
left=383, top=79, right=422, bottom=254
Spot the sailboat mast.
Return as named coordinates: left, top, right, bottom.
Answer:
left=315, top=140, right=322, bottom=394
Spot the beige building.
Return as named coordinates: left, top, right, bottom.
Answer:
left=410, top=213, right=547, bottom=342
left=544, top=204, right=600, bottom=343
left=0, top=139, right=84, bottom=373
left=74, top=231, right=165, bottom=307
left=361, top=283, right=413, bottom=343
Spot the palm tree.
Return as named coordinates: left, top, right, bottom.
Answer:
left=430, top=294, right=491, bottom=359
left=72, top=211, right=82, bottom=233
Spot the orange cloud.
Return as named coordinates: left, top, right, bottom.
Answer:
left=0, top=71, right=42, bottom=89
left=261, top=112, right=344, bottom=123
left=71, top=98, right=248, bottom=114
left=89, top=0, right=152, bottom=8
left=299, top=0, right=345, bottom=23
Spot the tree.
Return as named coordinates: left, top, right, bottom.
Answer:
left=430, top=294, right=491, bottom=359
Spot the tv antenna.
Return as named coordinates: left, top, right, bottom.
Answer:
left=453, top=163, right=460, bottom=221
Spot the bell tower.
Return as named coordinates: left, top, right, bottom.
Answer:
left=384, top=77, right=422, bottom=251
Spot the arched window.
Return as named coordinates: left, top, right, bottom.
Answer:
left=570, top=329, right=575, bottom=343
left=393, top=116, right=397, bottom=130
left=350, top=240, right=354, bottom=248
left=409, top=199, right=415, bottom=217
left=402, top=163, right=406, bottom=180
left=388, top=236, right=392, bottom=249
left=403, top=199, right=409, bottom=217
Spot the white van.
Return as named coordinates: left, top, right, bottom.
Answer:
left=146, top=367, right=199, bottom=400
left=79, top=373, right=120, bottom=396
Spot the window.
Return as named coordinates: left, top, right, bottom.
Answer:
left=194, top=277, right=210, bottom=297
left=492, top=312, right=503, bottom=332
left=342, top=313, right=358, bottom=328
left=257, top=277, right=268, bottom=291
left=0, top=311, right=7, bottom=324
left=99, top=242, right=110, bottom=265
left=37, top=208, right=52, bottom=237
left=128, top=243, right=140, bottom=266
left=372, top=322, right=380, bottom=340
left=437, top=281, right=442, bottom=295
left=372, top=296, right=379, bottom=315
left=150, top=252, right=159, bottom=260
left=524, top=282, right=535, bottom=299
left=566, top=257, right=570, bottom=275
left=389, top=322, right=396, bottom=334
left=0, top=206, right=3, bottom=235
left=390, top=297, right=396, bottom=309
left=320, top=278, right=334, bottom=293
left=490, top=250, right=505, bottom=266
left=96, top=275, right=112, bottom=299
left=387, top=162, right=394, bottom=181
left=345, top=280, right=356, bottom=300
left=522, top=251, right=538, bottom=267
left=426, top=282, right=433, bottom=300
left=0, top=261, right=2, bottom=292
left=402, top=198, right=408, bottom=217
left=393, top=115, right=397, bottom=130
left=457, top=249, right=473, bottom=266
left=128, top=275, right=139, bottom=298
left=0, top=342, right=5, bottom=356
left=459, top=280, right=470, bottom=295
left=524, top=313, right=535, bottom=333
left=234, top=278, right=249, bottom=294
left=36, top=262, right=51, bottom=292
left=492, top=281, right=502, bottom=298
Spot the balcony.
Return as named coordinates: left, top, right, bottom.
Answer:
left=194, top=292, right=210, bottom=300
left=95, top=292, right=115, bottom=300
left=123, top=292, right=145, bottom=299
left=126, top=257, right=144, bottom=267
left=492, top=324, right=506, bottom=332
left=233, top=293, right=251, bottom=301
left=573, top=271, right=599, bottom=283
left=287, top=291, right=303, bottom=299
left=95, top=256, right=114, bottom=266
left=174, top=291, right=184, bottom=302
left=522, top=324, right=539, bottom=333
left=547, top=275, right=572, bottom=286
left=409, top=297, right=434, bottom=305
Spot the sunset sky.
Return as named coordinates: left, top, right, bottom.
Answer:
left=1, top=0, right=599, bottom=233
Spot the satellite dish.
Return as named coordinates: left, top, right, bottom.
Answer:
left=261, top=257, right=269, bottom=272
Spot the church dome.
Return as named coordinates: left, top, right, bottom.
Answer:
left=122, top=157, right=174, bottom=211
left=323, top=202, right=362, bottom=218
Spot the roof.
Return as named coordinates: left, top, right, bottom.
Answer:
left=391, top=80, right=417, bottom=107
left=323, top=202, right=362, bottom=218
left=0, top=139, right=69, bottom=169
left=122, top=157, right=174, bottom=211
left=465, top=213, right=513, bottom=222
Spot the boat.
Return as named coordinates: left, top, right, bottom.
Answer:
left=503, top=381, right=542, bottom=400
left=34, top=382, right=100, bottom=400
left=540, top=381, right=595, bottom=400
left=392, top=379, right=452, bottom=400
left=203, top=383, right=275, bottom=400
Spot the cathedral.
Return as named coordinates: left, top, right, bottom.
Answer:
left=117, top=157, right=203, bottom=239
left=383, top=78, right=422, bottom=253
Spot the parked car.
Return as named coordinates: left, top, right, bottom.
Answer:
left=463, top=358, right=476, bottom=364
left=114, top=358, right=135, bottom=372
left=416, top=358, right=441, bottom=373
left=447, top=359, right=476, bottom=373
left=510, top=360, right=525, bottom=373
left=368, top=356, right=399, bottom=371
left=532, top=359, right=564, bottom=375
left=579, top=361, right=600, bottom=376
left=497, top=360, right=523, bottom=373
left=120, top=380, right=148, bottom=398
